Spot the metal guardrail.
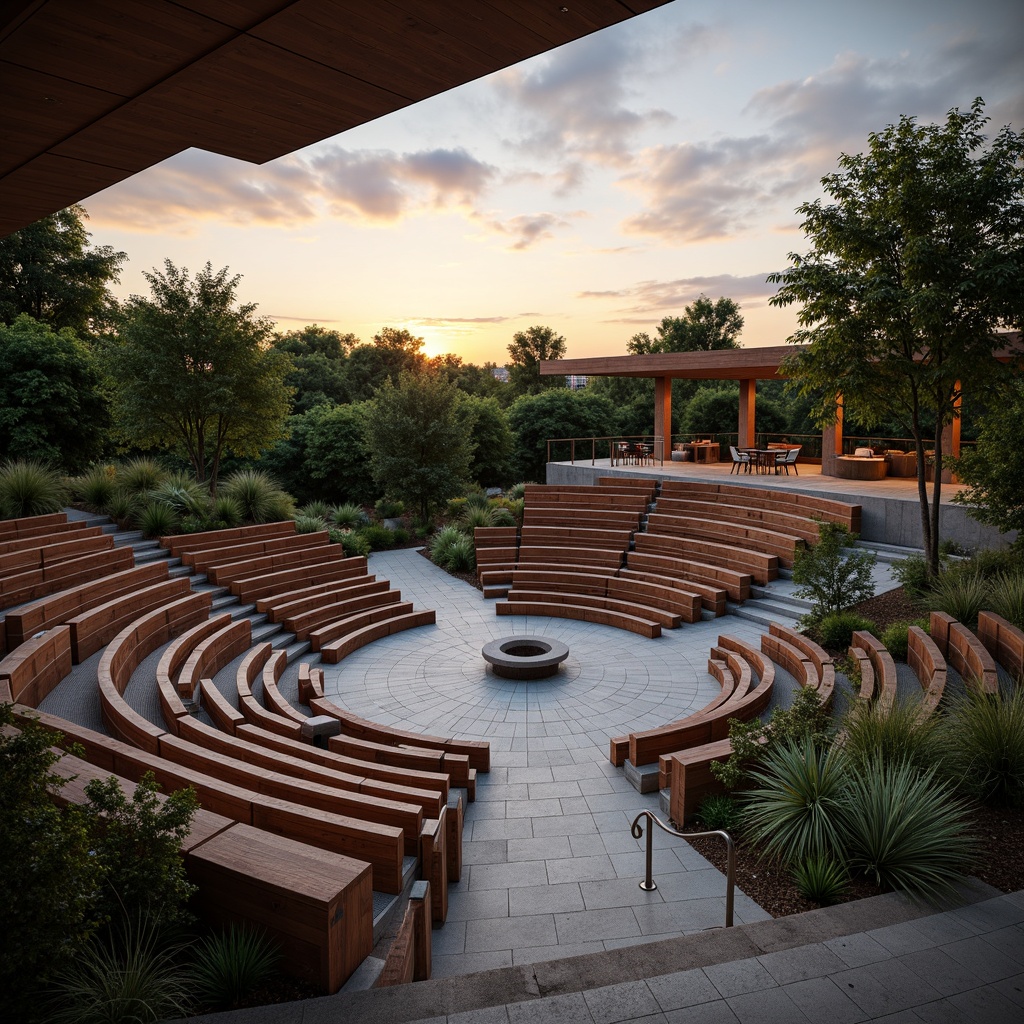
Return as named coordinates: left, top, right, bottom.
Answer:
left=630, top=810, right=736, bottom=928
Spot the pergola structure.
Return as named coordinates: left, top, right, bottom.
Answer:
left=543, top=341, right=1024, bottom=476
left=0, top=0, right=670, bottom=236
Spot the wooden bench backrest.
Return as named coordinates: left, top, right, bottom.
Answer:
left=0, top=511, right=68, bottom=540
left=851, top=630, right=896, bottom=711
left=179, top=618, right=252, bottom=698
left=161, top=520, right=296, bottom=557
left=318, top=608, right=435, bottom=662
left=0, top=625, right=72, bottom=706
left=977, top=610, right=1024, bottom=680
left=0, top=530, right=111, bottom=575
left=230, top=555, right=368, bottom=602
left=0, top=523, right=92, bottom=555
left=907, top=626, right=947, bottom=714
left=0, top=546, right=134, bottom=609
left=930, top=612, right=999, bottom=694
left=207, top=542, right=348, bottom=586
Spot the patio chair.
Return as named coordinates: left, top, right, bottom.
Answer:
left=776, top=446, right=801, bottom=475
left=729, top=446, right=751, bottom=474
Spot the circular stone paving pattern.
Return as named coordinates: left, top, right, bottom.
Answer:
left=481, top=635, right=569, bottom=679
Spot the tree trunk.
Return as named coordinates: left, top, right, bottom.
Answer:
left=929, top=418, right=944, bottom=575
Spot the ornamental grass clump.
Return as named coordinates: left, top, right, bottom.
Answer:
left=696, top=794, right=743, bottom=833
left=840, top=697, right=945, bottom=774
left=332, top=503, right=368, bottom=529
left=0, top=459, right=67, bottom=518
left=189, top=925, right=279, bottom=1013
left=220, top=469, right=294, bottom=524
left=460, top=505, right=494, bottom=533
left=135, top=501, right=178, bottom=540
left=943, top=689, right=1024, bottom=808
left=988, top=570, right=1024, bottom=631
left=117, top=458, right=166, bottom=495
left=78, top=465, right=118, bottom=512
left=813, top=611, right=875, bottom=650
left=927, top=569, right=990, bottom=629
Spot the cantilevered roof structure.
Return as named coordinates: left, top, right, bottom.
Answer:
left=0, top=0, right=670, bottom=237
left=542, top=345, right=800, bottom=381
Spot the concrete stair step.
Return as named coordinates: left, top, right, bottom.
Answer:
left=283, top=638, right=312, bottom=663
left=251, top=620, right=282, bottom=644
left=748, top=586, right=814, bottom=612
left=727, top=600, right=801, bottom=628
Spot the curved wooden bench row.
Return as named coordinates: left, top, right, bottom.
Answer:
left=0, top=511, right=70, bottom=540
left=768, top=623, right=835, bottom=702
left=618, top=566, right=726, bottom=618
left=23, top=717, right=373, bottom=993
left=516, top=545, right=624, bottom=569
left=157, top=614, right=231, bottom=728
left=312, top=602, right=417, bottom=653
left=930, top=611, right=999, bottom=694
left=627, top=547, right=749, bottom=604
left=208, top=542, right=349, bottom=587
left=0, top=529, right=112, bottom=577
left=68, top=577, right=192, bottom=663
left=505, top=588, right=680, bottom=629
left=284, top=584, right=399, bottom=641
left=319, top=608, right=437, bottom=663
left=495, top=599, right=660, bottom=638
left=475, top=527, right=518, bottom=547
left=0, top=546, right=135, bottom=610
left=255, top=570, right=377, bottom=620
left=596, top=476, right=658, bottom=496
left=4, top=561, right=169, bottom=651
left=658, top=479, right=861, bottom=533
left=262, top=653, right=308, bottom=727
left=851, top=630, right=897, bottom=712
left=160, top=520, right=296, bottom=558
left=978, top=611, right=1024, bottom=680
left=645, top=513, right=805, bottom=568
left=180, top=617, right=251, bottom=698
left=522, top=486, right=649, bottom=511
left=653, top=497, right=823, bottom=545
left=231, top=554, right=369, bottom=603
left=637, top=532, right=777, bottom=585
left=234, top=644, right=294, bottom=737
left=183, top=530, right=328, bottom=573
left=523, top=508, right=644, bottom=530
left=0, top=523, right=94, bottom=556
left=519, top=525, right=633, bottom=550
left=0, top=624, right=73, bottom=706
left=907, top=626, right=947, bottom=716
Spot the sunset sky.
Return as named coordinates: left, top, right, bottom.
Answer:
left=81, top=0, right=1024, bottom=365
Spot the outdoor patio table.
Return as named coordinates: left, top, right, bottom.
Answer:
left=739, top=448, right=777, bottom=474
left=684, top=442, right=720, bottom=464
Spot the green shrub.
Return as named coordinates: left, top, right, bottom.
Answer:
left=212, top=495, right=243, bottom=528
left=696, top=794, right=742, bottom=832
left=330, top=528, right=371, bottom=558
left=444, top=534, right=476, bottom=572
left=332, top=503, right=369, bottom=529
left=0, top=459, right=67, bottom=518
left=943, top=690, right=1024, bottom=807
left=460, top=505, right=494, bottom=532
left=300, top=500, right=333, bottom=521
left=391, top=527, right=409, bottom=546
left=189, top=925, right=279, bottom=1013
left=135, top=501, right=178, bottom=540
left=464, top=491, right=490, bottom=510
left=843, top=758, right=976, bottom=899
left=812, top=612, right=876, bottom=650
left=927, top=570, right=989, bottom=628
left=891, top=553, right=932, bottom=600
left=293, top=513, right=327, bottom=534
left=47, top=915, right=192, bottom=1024
left=430, top=525, right=462, bottom=563
left=150, top=479, right=209, bottom=520
left=359, top=523, right=398, bottom=551
left=446, top=496, right=468, bottom=518
left=505, top=482, right=528, bottom=500
left=793, top=855, right=849, bottom=905
left=117, top=458, right=166, bottom=495
left=840, top=698, right=945, bottom=774
left=879, top=619, right=929, bottom=661
left=489, top=505, right=517, bottom=528
left=987, top=570, right=1024, bottom=630
left=741, top=736, right=849, bottom=866
left=374, top=497, right=405, bottom=519
left=78, top=465, right=118, bottom=511
left=220, top=469, right=293, bottom=524
left=792, top=522, right=876, bottom=618
left=107, top=488, right=144, bottom=525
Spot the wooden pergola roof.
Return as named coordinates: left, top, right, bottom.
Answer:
left=541, top=345, right=803, bottom=381
left=0, top=0, right=669, bottom=237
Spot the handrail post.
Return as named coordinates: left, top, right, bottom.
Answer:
left=630, top=810, right=735, bottom=927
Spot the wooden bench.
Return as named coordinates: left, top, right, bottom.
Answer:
left=4, top=561, right=169, bottom=650
left=617, top=566, right=725, bottom=617
left=505, top=589, right=681, bottom=629
left=67, top=577, right=192, bottom=663
left=0, top=546, right=135, bottom=609
left=760, top=632, right=815, bottom=690
left=769, top=623, right=835, bottom=701
left=519, top=525, right=633, bottom=550
left=184, top=531, right=329, bottom=573
left=208, top=544, right=349, bottom=587
left=0, top=511, right=69, bottom=539
left=666, top=738, right=734, bottom=825
left=516, top=545, right=624, bottom=569
left=309, top=601, right=416, bottom=652
left=851, top=630, right=897, bottom=711
left=930, top=611, right=1000, bottom=694
left=645, top=513, right=806, bottom=567
left=156, top=614, right=235, bottom=731
left=235, top=645, right=299, bottom=738
left=160, top=521, right=296, bottom=557
left=257, top=574, right=377, bottom=620
left=261, top=655, right=309, bottom=726
left=178, top=618, right=252, bottom=698
left=0, top=624, right=72, bottom=706
left=523, top=508, right=643, bottom=530
left=0, top=530, right=113, bottom=577
left=627, top=546, right=750, bottom=604
left=596, top=476, right=658, bottom=497
left=637, top=532, right=778, bottom=584
left=318, top=609, right=436, bottom=663
left=230, top=555, right=369, bottom=603
left=907, top=626, right=947, bottom=716
left=977, top=610, right=1024, bottom=680
left=495, top=599, right=661, bottom=638
left=653, top=497, right=822, bottom=545
left=284, top=587, right=401, bottom=641
left=0, top=523, right=94, bottom=555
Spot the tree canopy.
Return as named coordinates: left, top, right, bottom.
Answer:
left=0, top=315, right=108, bottom=471
left=507, top=324, right=567, bottom=396
left=0, top=205, right=125, bottom=337
left=105, top=261, right=292, bottom=491
left=627, top=296, right=743, bottom=354
left=362, top=369, right=474, bottom=519
left=272, top=324, right=356, bottom=414
left=343, top=327, right=426, bottom=402
left=770, top=99, right=1024, bottom=573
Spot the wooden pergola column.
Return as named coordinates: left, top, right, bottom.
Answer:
left=653, top=376, right=672, bottom=460
left=738, top=379, right=757, bottom=449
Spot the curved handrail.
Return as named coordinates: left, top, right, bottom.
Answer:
left=630, top=810, right=735, bottom=928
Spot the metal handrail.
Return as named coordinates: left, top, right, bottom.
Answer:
left=630, top=810, right=736, bottom=928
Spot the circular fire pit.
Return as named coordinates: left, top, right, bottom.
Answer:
left=482, top=636, right=569, bottom=680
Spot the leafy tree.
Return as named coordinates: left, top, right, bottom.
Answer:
left=272, top=324, right=356, bottom=414
left=105, top=261, right=292, bottom=492
left=459, top=395, right=514, bottom=487
left=0, top=314, right=108, bottom=471
left=362, top=370, right=473, bottom=519
left=507, top=389, right=620, bottom=481
left=0, top=205, right=125, bottom=337
left=952, top=380, right=1024, bottom=537
left=792, top=522, right=876, bottom=620
left=627, top=295, right=743, bottom=354
left=507, top=324, right=567, bottom=396
left=342, top=327, right=426, bottom=402
left=587, top=375, right=659, bottom=436
left=770, top=100, right=1024, bottom=574
left=679, top=383, right=788, bottom=438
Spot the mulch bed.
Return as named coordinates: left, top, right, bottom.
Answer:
left=849, top=585, right=924, bottom=632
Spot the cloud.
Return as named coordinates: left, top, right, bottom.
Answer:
left=476, top=211, right=572, bottom=251
left=578, top=273, right=781, bottom=315
left=87, top=145, right=497, bottom=231
left=412, top=316, right=512, bottom=325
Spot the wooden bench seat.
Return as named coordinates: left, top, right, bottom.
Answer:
left=596, top=476, right=658, bottom=496
left=67, top=577, right=192, bottom=663
left=309, top=601, right=417, bottom=652
left=207, top=543, right=349, bottom=586
left=0, top=624, right=73, bottom=706
left=261, top=653, right=308, bottom=726
left=160, top=520, right=296, bottom=557
left=0, top=530, right=113, bottom=577
left=178, top=618, right=252, bottom=698
left=519, top=525, right=633, bottom=550
left=645, top=513, right=805, bottom=567
left=977, top=610, right=1024, bottom=679
left=0, top=523, right=94, bottom=555
left=283, top=587, right=401, bottom=640
left=626, top=548, right=750, bottom=604
left=318, top=609, right=437, bottom=663
left=851, top=631, right=897, bottom=712
left=653, top=497, right=822, bottom=544
left=230, top=555, right=369, bottom=603
left=0, top=545, right=135, bottom=610
left=636, top=532, right=777, bottom=584
left=523, top=508, right=643, bottom=530
left=4, top=561, right=169, bottom=651
left=930, top=611, right=999, bottom=694
left=907, top=626, right=947, bottom=716
left=185, top=531, right=330, bottom=573
left=847, top=644, right=874, bottom=700
left=617, top=566, right=725, bottom=617
left=495, top=599, right=661, bottom=638
left=259, top=575, right=378, bottom=620
left=769, top=623, right=835, bottom=701
left=515, top=545, right=624, bottom=569
left=505, top=589, right=681, bottom=629
left=666, top=738, right=735, bottom=825
left=234, top=645, right=298, bottom=738
left=156, top=614, right=235, bottom=729
left=0, top=511, right=69, bottom=540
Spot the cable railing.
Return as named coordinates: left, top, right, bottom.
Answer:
left=546, top=435, right=666, bottom=466
left=630, top=810, right=736, bottom=928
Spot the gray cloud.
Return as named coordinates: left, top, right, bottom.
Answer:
left=477, top=211, right=571, bottom=251
left=579, top=273, right=780, bottom=315
left=413, top=316, right=512, bottom=325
